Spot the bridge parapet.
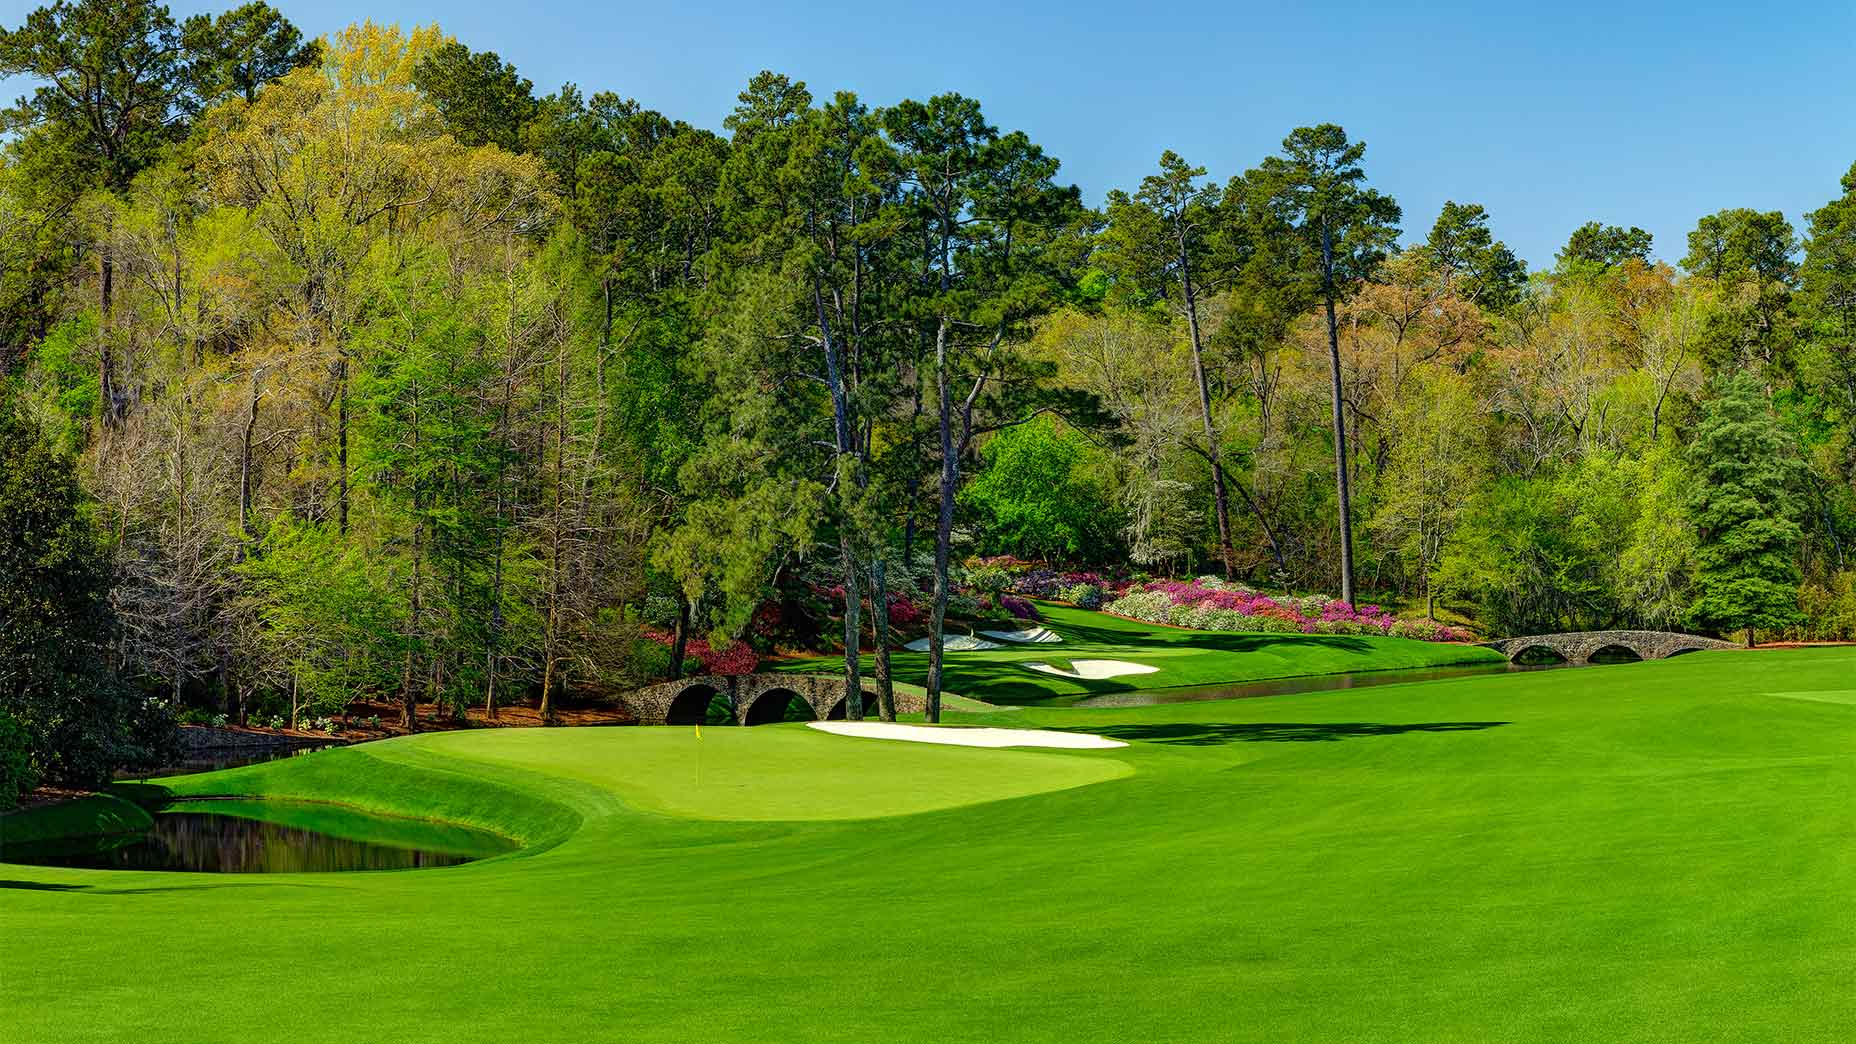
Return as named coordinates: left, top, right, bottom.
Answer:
left=1483, top=630, right=1739, bottom=664
left=620, top=673, right=925, bottom=726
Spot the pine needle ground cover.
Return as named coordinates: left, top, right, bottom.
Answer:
left=6, top=645, right=1856, bottom=1042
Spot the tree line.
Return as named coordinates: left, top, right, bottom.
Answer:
left=1, top=0, right=1849, bottom=799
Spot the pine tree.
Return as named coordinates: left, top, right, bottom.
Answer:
left=1684, top=374, right=1804, bottom=645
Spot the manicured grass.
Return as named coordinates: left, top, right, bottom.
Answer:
left=768, top=601, right=1506, bottom=702
left=7, top=646, right=1856, bottom=1042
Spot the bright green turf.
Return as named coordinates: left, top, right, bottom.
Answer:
left=7, top=646, right=1856, bottom=1042
left=766, top=602, right=1507, bottom=703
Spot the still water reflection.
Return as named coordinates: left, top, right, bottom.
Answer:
left=2, top=807, right=513, bottom=873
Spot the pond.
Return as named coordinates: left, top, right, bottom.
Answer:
left=1, top=800, right=517, bottom=874
left=1060, top=661, right=1577, bottom=708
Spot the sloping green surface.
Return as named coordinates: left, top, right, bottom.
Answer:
left=767, top=602, right=1505, bottom=703
left=7, top=646, right=1856, bottom=1043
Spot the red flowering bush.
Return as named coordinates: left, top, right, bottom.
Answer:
left=642, top=629, right=758, bottom=675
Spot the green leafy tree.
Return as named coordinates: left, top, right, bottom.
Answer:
left=1681, top=208, right=1797, bottom=373
left=412, top=39, right=538, bottom=152
left=884, top=92, right=1084, bottom=720
left=1371, top=371, right=1487, bottom=618
left=1, top=0, right=190, bottom=418
left=1099, top=152, right=1248, bottom=574
left=1244, top=124, right=1402, bottom=605
left=1420, top=200, right=1526, bottom=311
left=961, top=415, right=1119, bottom=562
left=0, top=391, right=172, bottom=801
left=180, top=1, right=316, bottom=110
left=1800, top=163, right=1856, bottom=482
left=1685, top=374, right=1804, bottom=644
left=1557, top=221, right=1653, bottom=271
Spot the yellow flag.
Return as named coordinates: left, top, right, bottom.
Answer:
left=695, top=722, right=702, bottom=740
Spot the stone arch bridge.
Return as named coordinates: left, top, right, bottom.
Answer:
left=621, top=673, right=926, bottom=726
left=1483, top=630, right=1739, bottom=665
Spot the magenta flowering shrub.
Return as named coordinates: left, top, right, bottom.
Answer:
left=808, top=582, right=926, bottom=628
left=1000, top=595, right=1039, bottom=620
left=1102, top=580, right=1469, bottom=643
left=643, top=629, right=759, bottom=675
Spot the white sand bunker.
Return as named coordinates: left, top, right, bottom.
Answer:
left=903, top=634, right=1002, bottom=652
left=1022, top=659, right=1159, bottom=680
left=979, top=626, right=1062, bottom=644
left=808, top=721, right=1127, bottom=749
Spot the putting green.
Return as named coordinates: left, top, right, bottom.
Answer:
left=767, top=602, right=1507, bottom=703
left=6, top=645, right=1856, bottom=1043
left=402, top=725, right=1132, bottom=821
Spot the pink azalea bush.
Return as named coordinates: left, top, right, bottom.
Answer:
left=1000, top=595, right=1039, bottom=620
left=642, top=629, right=759, bottom=675
left=1102, top=580, right=1470, bottom=643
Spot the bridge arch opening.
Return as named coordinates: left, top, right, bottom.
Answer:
left=666, top=684, right=733, bottom=726
left=1510, top=644, right=1567, bottom=666
left=1587, top=644, right=1644, bottom=665
left=742, top=687, right=814, bottom=726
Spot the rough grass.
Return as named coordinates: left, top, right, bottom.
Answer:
left=5, top=646, right=1856, bottom=1042
left=768, top=601, right=1506, bottom=703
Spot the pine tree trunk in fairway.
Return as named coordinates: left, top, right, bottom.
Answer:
left=926, top=320, right=956, bottom=724
left=870, top=555, right=896, bottom=722
left=838, top=533, right=865, bottom=721
left=1324, top=294, right=1356, bottom=606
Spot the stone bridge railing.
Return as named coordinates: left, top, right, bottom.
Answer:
left=1483, top=630, right=1740, bottom=664
left=619, top=673, right=924, bottom=726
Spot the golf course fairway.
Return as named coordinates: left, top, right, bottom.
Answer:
left=6, top=645, right=1856, bottom=1043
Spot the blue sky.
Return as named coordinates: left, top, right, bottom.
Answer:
left=5, top=0, right=1854, bottom=268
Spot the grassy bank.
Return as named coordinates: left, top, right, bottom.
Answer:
left=767, top=601, right=1506, bottom=702
left=6, top=646, right=1856, bottom=1042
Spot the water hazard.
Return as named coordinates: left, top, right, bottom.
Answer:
left=1, top=801, right=517, bottom=873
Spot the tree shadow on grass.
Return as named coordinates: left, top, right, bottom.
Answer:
left=1085, top=721, right=1510, bottom=746
left=0, top=878, right=89, bottom=891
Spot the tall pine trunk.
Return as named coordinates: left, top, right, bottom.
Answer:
left=837, top=535, right=865, bottom=721
left=540, top=342, right=568, bottom=724
left=870, top=554, right=895, bottom=721
left=815, top=280, right=864, bottom=720
left=1323, top=220, right=1356, bottom=606
left=98, top=246, right=117, bottom=423
left=1180, top=249, right=1236, bottom=578
left=926, top=319, right=956, bottom=724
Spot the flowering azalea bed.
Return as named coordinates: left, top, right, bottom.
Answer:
left=643, top=628, right=760, bottom=675
left=1104, top=579, right=1470, bottom=642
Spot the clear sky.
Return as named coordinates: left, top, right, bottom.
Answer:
left=5, top=0, right=1854, bottom=269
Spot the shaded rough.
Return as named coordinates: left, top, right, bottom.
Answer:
left=619, top=673, right=925, bottom=726
left=1483, top=630, right=1740, bottom=664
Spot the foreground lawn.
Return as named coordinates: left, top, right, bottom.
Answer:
left=6, top=646, right=1856, bottom=1042
left=767, top=601, right=1505, bottom=703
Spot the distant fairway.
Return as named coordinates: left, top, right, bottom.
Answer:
left=6, top=645, right=1856, bottom=1043
left=767, top=601, right=1506, bottom=703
